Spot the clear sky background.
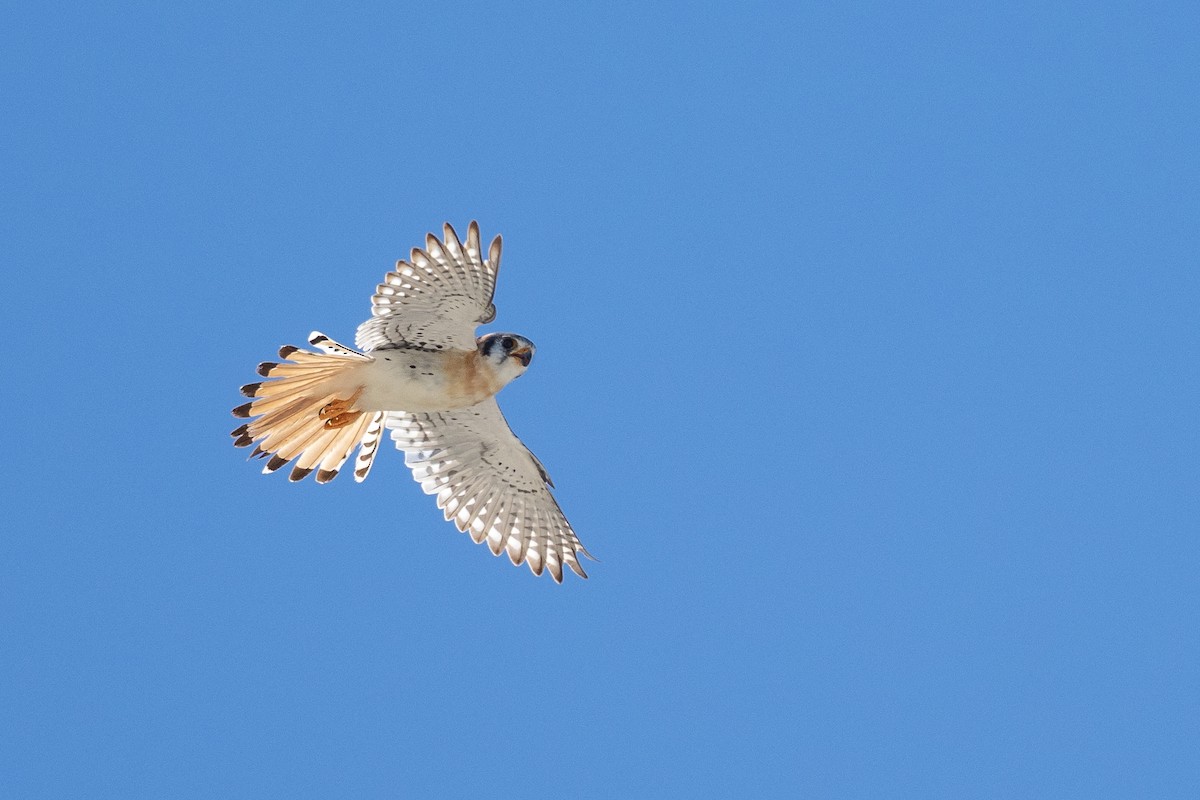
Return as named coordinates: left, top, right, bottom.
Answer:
left=2, top=2, right=1197, bottom=797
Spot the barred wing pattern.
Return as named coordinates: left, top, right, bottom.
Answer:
left=355, top=221, right=501, bottom=353
left=387, top=400, right=592, bottom=582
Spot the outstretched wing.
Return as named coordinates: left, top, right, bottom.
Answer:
left=386, top=399, right=592, bottom=582
left=355, top=221, right=501, bottom=353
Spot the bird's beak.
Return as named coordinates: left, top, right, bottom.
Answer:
left=511, top=346, right=532, bottom=367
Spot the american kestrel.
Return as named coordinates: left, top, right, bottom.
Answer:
left=231, top=222, right=593, bottom=582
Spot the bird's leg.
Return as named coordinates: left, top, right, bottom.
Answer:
left=319, top=386, right=364, bottom=428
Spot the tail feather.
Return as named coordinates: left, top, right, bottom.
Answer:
left=308, top=331, right=365, bottom=357
left=244, top=389, right=329, bottom=422
left=272, top=412, right=335, bottom=467
left=351, top=413, right=385, bottom=483
left=251, top=401, right=320, bottom=457
left=231, top=335, right=379, bottom=484
left=293, top=425, right=342, bottom=471
left=319, top=418, right=368, bottom=473
left=250, top=369, right=341, bottom=400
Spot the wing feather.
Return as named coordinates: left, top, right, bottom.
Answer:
left=356, top=221, right=500, bottom=352
left=386, top=399, right=590, bottom=582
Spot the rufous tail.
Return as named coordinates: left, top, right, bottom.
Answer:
left=230, top=332, right=385, bottom=483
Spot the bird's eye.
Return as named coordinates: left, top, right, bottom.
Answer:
left=501, top=336, right=516, bottom=351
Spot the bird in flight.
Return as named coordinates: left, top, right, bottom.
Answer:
left=231, top=222, right=593, bottom=582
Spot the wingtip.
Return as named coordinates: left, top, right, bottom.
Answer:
left=488, top=234, right=502, bottom=271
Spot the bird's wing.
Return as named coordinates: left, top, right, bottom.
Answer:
left=355, top=221, right=501, bottom=353
left=386, top=399, right=592, bottom=582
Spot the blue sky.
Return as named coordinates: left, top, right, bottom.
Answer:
left=2, top=2, right=1197, bottom=797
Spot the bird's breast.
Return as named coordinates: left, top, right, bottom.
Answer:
left=356, top=349, right=501, bottom=412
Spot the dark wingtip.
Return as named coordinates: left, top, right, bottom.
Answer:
left=256, top=361, right=276, bottom=377
left=316, top=469, right=337, bottom=484
left=278, top=344, right=298, bottom=359
left=308, top=333, right=328, bottom=345
left=232, top=402, right=253, bottom=418
left=289, top=465, right=313, bottom=482
left=265, top=454, right=289, bottom=473
left=239, top=382, right=261, bottom=398
left=250, top=445, right=269, bottom=460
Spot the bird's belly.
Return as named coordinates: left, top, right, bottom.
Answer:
left=355, top=352, right=495, bottom=412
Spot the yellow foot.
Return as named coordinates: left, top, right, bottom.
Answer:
left=324, top=411, right=363, bottom=429
left=319, top=387, right=364, bottom=424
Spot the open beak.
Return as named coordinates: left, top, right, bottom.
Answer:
left=511, top=346, right=532, bottom=367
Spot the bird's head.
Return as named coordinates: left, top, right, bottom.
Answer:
left=478, top=332, right=536, bottom=384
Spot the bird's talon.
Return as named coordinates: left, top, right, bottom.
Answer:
left=319, top=387, right=363, bottom=421
left=324, top=411, right=362, bottom=429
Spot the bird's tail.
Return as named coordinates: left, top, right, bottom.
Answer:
left=231, top=332, right=385, bottom=483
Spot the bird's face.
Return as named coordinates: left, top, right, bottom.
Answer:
left=479, top=333, right=536, bottom=383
